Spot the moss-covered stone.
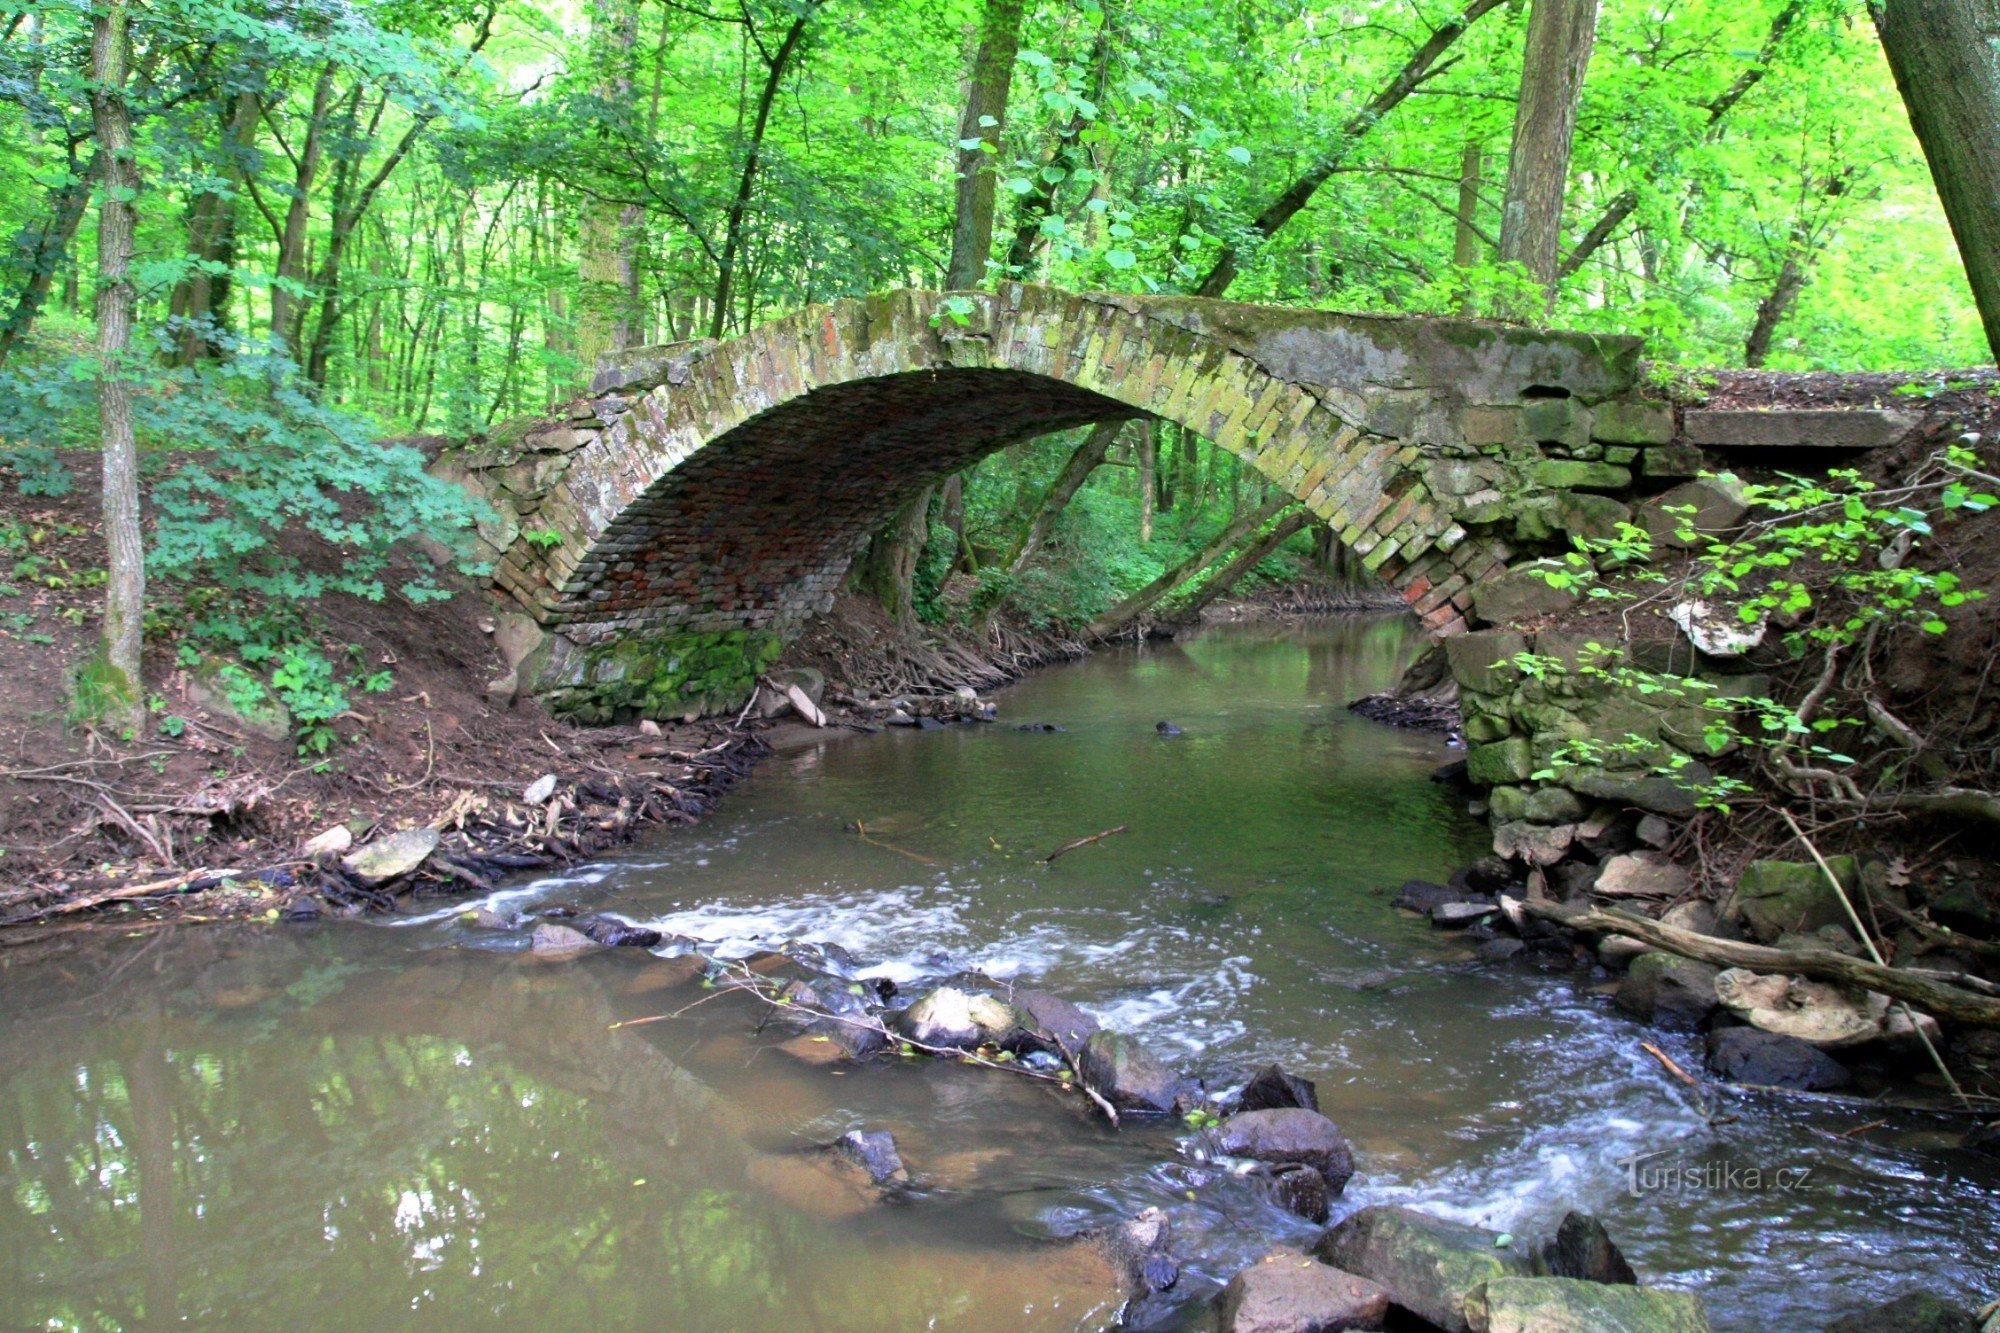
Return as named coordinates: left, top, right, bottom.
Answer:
left=1531, top=459, right=1633, bottom=492
left=1445, top=631, right=1528, bottom=692
left=1590, top=400, right=1676, bottom=445
left=1736, top=857, right=1858, bottom=943
left=1488, top=785, right=1530, bottom=821
left=1464, top=711, right=1513, bottom=744
left=543, top=628, right=784, bottom=723
left=1467, top=737, right=1534, bottom=786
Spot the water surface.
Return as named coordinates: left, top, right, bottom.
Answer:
left=2, top=616, right=1994, bottom=1329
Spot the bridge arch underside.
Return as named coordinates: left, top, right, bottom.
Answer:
left=468, top=286, right=1650, bottom=722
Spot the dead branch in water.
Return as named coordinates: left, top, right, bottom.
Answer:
left=1045, top=825, right=1129, bottom=863
left=850, top=820, right=938, bottom=865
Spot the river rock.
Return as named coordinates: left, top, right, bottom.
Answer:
left=1091, top=1206, right=1179, bottom=1293
left=1705, top=1026, right=1852, bottom=1090
left=1218, top=1247, right=1391, bottom=1332
left=458, top=907, right=513, bottom=930
left=1433, top=899, right=1500, bottom=928
left=828, top=1129, right=907, bottom=1186
left=1007, top=990, right=1100, bottom=1059
left=895, top=987, right=991, bottom=1048
left=1463, top=1276, right=1712, bottom=1332
left=1239, top=1063, right=1320, bottom=1113
left=1734, top=856, right=1857, bottom=943
left=1713, top=969, right=1911, bottom=1048
left=1826, top=1292, right=1980, bottom=1333
left=1157, top=720, right=1184, bottom=736
left=1313, top=1205, right=1531, bottom=1333
left=1216, top=1109, right=1355, bottom=1192
left=301, top=825, right=353, bottom=858
left=1270, top=1165, right=1332, bottom=1224
left=1393, top=880, right=1458, bottom=914
left=1592, top=851, right=1691, bottom=900
left=1078, top=1030, right=1187, bottom=1115
left=522, top=772, right=557, bottom=805
left=1538, top=1211, right=1636, bottom=1285
left=529, top=922, right=602, bottom=959
left=341, top=827, right=439, bottom=884
left=576, top=914, right=664, bottom=948
left=1614, top=953, right=1720, bottom=1030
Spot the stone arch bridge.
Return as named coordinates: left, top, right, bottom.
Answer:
left=436, top=285, right=1905, bottom=721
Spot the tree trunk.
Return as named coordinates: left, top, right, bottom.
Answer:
left=1136, top=420, right=1155, bottom=543
left=1003, top=21, right=1113, bottom=276
left=712, top=6, right=817, bottom=340
left=1088, top=496, right=1289, bottom=638
left=1452, top=139, right=1483, bottom=313
left=271, top=64, right=337, bottom=355
left=1496, top=0, right=1601, bottom=307
left=946, top=0, right=1027, bottom=289
left=1006, top=420, right=1127, bottom=574
left=858, top=485, right=934, bottom=627
left=168, top=90, right=257, bottom=365
left=85, top=0, right=145, bottom=729
left=1872, top=0, right=2000, bottom=363
left=1743, top=251, right=1806, bottom=367
left=1194, top=0, right=1505, bottom=297
left=1171, top=510, right=1310, bottom=623
left=0, top=145, right=90, bottom=367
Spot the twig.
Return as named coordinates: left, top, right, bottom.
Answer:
left=1045, top=824, right=1129, bottom=863
left=1834, top=1119, right=1888, bottom=1139
left=850, top=820, right=937, bottom=865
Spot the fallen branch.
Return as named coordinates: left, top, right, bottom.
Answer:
left=1522, top=900, right=2000, bottom=1026
left=1045, top=825, right=1129, bottom=863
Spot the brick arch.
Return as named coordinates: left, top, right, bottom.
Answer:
left=449, top=284, right=1647, bottom=718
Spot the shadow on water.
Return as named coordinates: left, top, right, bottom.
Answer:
left=1, top=615, right=1994, bottom=1329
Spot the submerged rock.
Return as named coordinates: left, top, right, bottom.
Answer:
left=1464, top=1276, right=1712, bottom=1332
left=1091, top=1207, right=1178, bottom=1294
left=1218, top=1247, right=1390, bottom=1333
left=1314, top=1205, right=1530, bottom=1333
left=1157, top=720, right=1184, bottom=736
left=1433, top=900, right=1500, bottom=929
left=1238, top=1063, right=1319, bottom=1113
left=458, top=907, right=513, bottom=930
left=1392, top=880, right=1457, bottom=915
left=1826, top=1292, right=1980, bottom=1333
left=1077, top=1030, right=1188, bottom=1115
left=529, top=922, right=602, bottom=959
left=1537, top=1211, right=1636, bottom=1286
left=1215, top=1108, right=1355, bottom=1194
left=1705, top=1027, right=1851, bottom=1090
left=1269, top=1165, right=1332, bottom=1224
left=828, top=1129, right=907, bottom=1186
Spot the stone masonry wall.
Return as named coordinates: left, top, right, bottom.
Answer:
left=433, top=284, right=1689, bottom=721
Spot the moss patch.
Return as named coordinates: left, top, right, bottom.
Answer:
left=544, top=629, right=784, bottom=724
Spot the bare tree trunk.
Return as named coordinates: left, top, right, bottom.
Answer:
left=1136, top=419, right=1155, bottom=543
left=1872, top=0, right=2000, bottom=363
left=1195, top=0, right=1505, bottom=297
left=1452, top=139, right=1483, bottom=313
left=711, top=5, right=818, bottom=339
left=168, top=91, right=257, bottom=365
left=1088, top=496, right=1289, bottom=638
left=1496, top=0, right=1601, bottom=308
left=85, top=0, right=144, bottom=729
left=946, top=0, right=1027, bottom=289
left=858, top=485, right=934, bottom=627
left=0, top=144, right=90, bottom=366
left=1744, top=251, right=1806, bottom=367
left=578, top=0, right=641, bottom=373
left=1006, top=420, right=1127, bottom=574
left=271, top=64, right=337, bottom=355
left=1172, top=510, right=1310, bottom=623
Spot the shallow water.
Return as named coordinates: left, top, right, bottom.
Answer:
left=2, top=615, right=1994, bottom=1330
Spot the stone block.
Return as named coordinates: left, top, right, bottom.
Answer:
left=1554, top=491, right=1632, bottom=541
left=1602, top=445, right=1638, bottom=465
left=1683, top=408, right=1918, bottom=449
left=1590, top=400, right=1675, bottom=445
left=1467, top=738, right=1534, bottom=786
left=1638, top=476, right=1751, bottom=548
left=1736, top=856, right=1857, bottom=943
left=1459, top=405, right=1522, bottom=446
left=1444, top=630, right=1528, bottom=692
left=1641, top=443, right=1705, bottom=478
left=1531, top=459, right=1632, bottom=492
left=1472, top=560, right=1577, bottom=625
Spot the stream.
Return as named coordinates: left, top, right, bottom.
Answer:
left=2, top=615, right=1995, bottom=1329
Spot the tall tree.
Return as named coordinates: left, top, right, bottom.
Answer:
left=945, top=0, right=1026, bottom=290
left=1871, top=0, right=2000, bottom=362
left=1496, top=0, right=1601, bottom=306
left=85, top=0, right=145, bottom=727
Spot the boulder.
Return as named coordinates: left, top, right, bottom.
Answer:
left=529, top=922, right=602, bottom=959
left=827, top=1129, right=907, bottom=1187
left=1638, top=477, right=1750, bottom=548
left=1563, top=766, right=1705, bottom=817
left=1239, top=1063, right=1320, bottom=1113
left=1705, top=1027, right=1851, bottom=1090
left=1313, top=1205, right=1531, bottom=1333
left=1463, top=1276, right=1711, bottom=1332
left=1473, top=561, right=1578, bottom=626
left=1393, top=880, right=1459, bottom=914
left=1215, top=1109, right=1355, bottom=1193
left=1434, top=900, right=1501, bottom=929
left=895, top=987, right=997, bottom=1049
left=1007, top=990, right=1100, bottom=1059
left=1592, top=852, right=1691, bottom=900
left=1091, top=1206, right=1179, bottom=1294
left=1667, top=599, right=1767, bottom=659
left=1825, top=1292, right=1979, bottom=1333
left=1614, top=953, right=1720, bottom=1030
left=576, top=914, right=664, bottom=948
left=1077, top=1030, right=1188, bottom=1115
left=1218, top=1248, right=1391, bottom=1333
left=1712, top=970, right=1913, bottom=1049
left=341, top=827, right=440, bottom=885
left=758, top=667, right=827, bottom=718
left=458, top=907, right=512, bottom=930
left=301, top=825, right=353, bottom=859
left=1270, top=1165, right=1332, bottom=1224
left=1734, top=857, right=1856, bottom=942
left=1538, top=1212, right=1636, bottom=1286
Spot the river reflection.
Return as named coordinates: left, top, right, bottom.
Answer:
left=1, top=616, right=1994, bottom=1330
